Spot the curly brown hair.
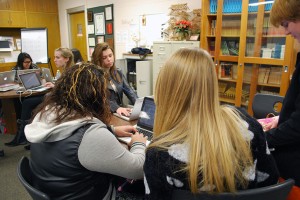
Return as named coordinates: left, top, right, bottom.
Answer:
left=32, top=62, right=111, bottom=125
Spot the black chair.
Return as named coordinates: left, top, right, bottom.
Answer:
left=17, top=156, right=50, bottom=200
left=172, top=179, right=294, bottom=200
left=252, top=93, right=284, bottom=119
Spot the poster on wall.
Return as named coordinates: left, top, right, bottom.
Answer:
left=94, top=13, right=105, bottom=35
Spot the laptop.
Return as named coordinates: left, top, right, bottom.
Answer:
left=113, top=97, right=144, bottom=121
left=118, top=96, right=156, bottom=146
left=18, top=72, right=49, bottom=92
left=41, top=67, right=54, bottom=83
left=16, top=69, right=41, bottom=83
left=0, top=71, right=19, bottom=91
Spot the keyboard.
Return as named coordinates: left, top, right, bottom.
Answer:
left=137, top=128, right=153, bottom=140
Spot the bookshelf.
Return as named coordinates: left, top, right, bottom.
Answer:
left=201, top=0, right=298, bottom=115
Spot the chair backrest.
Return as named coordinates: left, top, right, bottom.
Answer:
left=172, top=179, right=294, bottom=200
left=252, top=93, right=284, bottom=119
left=17, top=156, right=50, bottom=200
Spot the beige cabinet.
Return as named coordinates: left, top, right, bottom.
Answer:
left=201, top=0, right=298, bottom=115
left=152, top=41, right=200, bottom=92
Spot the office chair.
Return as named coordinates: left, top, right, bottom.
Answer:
left=172, top=179, right=294, bottom=200
left=17, top=156, right=50, bottom=200
left=252, top=93, right=284, bottom=119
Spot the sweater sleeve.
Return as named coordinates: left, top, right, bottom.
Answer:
left=265, top=93, right=300, bottom=147
left=78, top=124, right=146, bottom=179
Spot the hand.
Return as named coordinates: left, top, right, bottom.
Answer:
left=263, top=116, right=279, bottom=131
left=114, top=125, right=137, bottom=137
left=44, top=82, right=55, bottom=88
left=116, top=107, right=132, bottom=116
left=129, top=132, right=147, bottom=146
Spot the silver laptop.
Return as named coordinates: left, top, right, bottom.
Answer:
left=0, top=71, right=19, bottom=91
left=41, top=67, right=54, bottom=83
left=118, top=96, right=156, bottom=146
left=113, top=97, right=144, bottom=121
left=18, top=72, right=49, bottom=92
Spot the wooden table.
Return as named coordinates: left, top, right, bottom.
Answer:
left=0, top=89, right=49, bottom=134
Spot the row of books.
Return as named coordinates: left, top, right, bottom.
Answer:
left=218, top=82, right=250, bottom=101
left=209, top=0, right=272, bottom=14
left=221, top=19, right=241, bottom=36
left=258, top=67, right=282, bottom=85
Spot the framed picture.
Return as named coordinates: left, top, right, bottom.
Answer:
left=87, top=11, right=93, bottom=22
left=97, top=36, right=105, bottom=44
left=105, top=6, right=113, bottom=20
left=106, top=23, right=113, bottom=35
left=94, top=12, right=105, bottom=35
left=189, top=34, right=200, bottom=41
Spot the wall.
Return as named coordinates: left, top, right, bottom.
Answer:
left=57, top=0, right=201, bottom=59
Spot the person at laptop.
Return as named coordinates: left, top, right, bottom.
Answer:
left=44, top=47, right=75, bottom=88
left=5, top=52, right=42, bottom=147
left=143, top=48, right=279, bottom=199
left=25, top=63, right=147, bottom=199
left=91, top=43, right=138, bottom=117
left=5, top=48, right=74, bottom=149
left=11, top=52, right=39, bottom=82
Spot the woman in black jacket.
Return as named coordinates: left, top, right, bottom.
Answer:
left=91, top=43, right=138, bottom=116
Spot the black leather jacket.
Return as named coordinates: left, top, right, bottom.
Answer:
left=30, top=124, right=112, bottom=200
left=108, top=69, right=138, bottom=112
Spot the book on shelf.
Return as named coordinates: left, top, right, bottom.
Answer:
left=243, top=65, right=252, bottom=83
left=219, top=63, right=233, bottom=79
left=268, top=67, right=282, bottom=85
left=221, top=40, right=239, bottom=56
left=224, top=87, right=236, bottom=99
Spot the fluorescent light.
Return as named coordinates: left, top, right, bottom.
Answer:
left=249, top=1, right=274, bottom=6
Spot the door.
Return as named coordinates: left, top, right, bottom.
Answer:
left=69, top=11, right=87, bottom=61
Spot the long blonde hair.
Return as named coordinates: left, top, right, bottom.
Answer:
left=149, top=48, right=253, bottom=193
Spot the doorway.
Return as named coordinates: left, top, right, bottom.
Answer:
left=69, top=10, right=88, bottom=61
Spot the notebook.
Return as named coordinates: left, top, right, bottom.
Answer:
left=118, top=96, right=156, bottom=146
left=41, top=67, right=54, bottom=83
left=0, top=71, right=19, bottom=91
left=18, top=72, right=49, bottom=92
left=113, top=97, right=144, bottom=121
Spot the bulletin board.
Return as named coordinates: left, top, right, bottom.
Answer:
left=87, top=4, right=114, bottom=56
left=21, top=28, right=48, bottom=63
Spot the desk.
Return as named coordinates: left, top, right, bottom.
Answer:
left=0, top=89, right=49, bottom=134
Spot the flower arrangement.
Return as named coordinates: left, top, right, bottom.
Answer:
left=174, top=20, right=192, bottom=34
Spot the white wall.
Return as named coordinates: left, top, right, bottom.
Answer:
left=58, top=0, right=201, bottom=59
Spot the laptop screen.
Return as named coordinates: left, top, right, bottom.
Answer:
left=19, top=72, right=41, bottom=90
left=0, top=71, right=16, bottom=84
left=137, top=97, right=156, bottom=131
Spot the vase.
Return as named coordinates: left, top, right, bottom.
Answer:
left=177, top=32, right=188, bottom=41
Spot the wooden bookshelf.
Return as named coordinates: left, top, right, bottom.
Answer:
left=201, top=0, right=298, bottom=115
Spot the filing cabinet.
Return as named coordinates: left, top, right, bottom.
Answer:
left=152, top=41, right=200, bottom=93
